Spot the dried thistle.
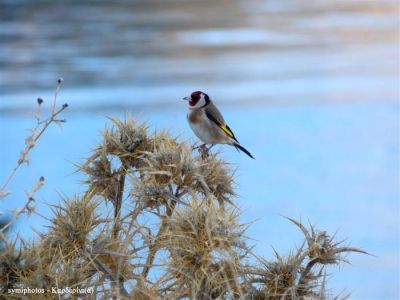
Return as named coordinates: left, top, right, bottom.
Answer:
left=248, top=218, right=367, bottom=299
left=161, top=199, right=246, bottom=299
left=130, top=179, right=174, bottom=209
left=0, top=241, right=23, bottom=293
left=102, top=116, right=150, bottom=167
left=193, top=153, right=236, bottom=206
left=80, top=153, right=122, bottom=202
left=42, top=195, right=100, bottom=259
left=0, top=115, right=368, bottom=300
left=250, top=251, right=303, bottom=299
left=139, top=136, right=193, bottom=187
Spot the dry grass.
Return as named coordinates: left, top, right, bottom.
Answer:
left=0, top=113, right=367, bottom=299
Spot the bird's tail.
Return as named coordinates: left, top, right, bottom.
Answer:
left=233, top=143, right=255, bottom=159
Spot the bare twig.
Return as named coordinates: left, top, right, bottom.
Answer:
left=0, top=78, right=68, bottom=198
left=0, top=176, right=45, bottom=234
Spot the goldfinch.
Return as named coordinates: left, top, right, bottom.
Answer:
left=183, top=91, right=254, bottom=159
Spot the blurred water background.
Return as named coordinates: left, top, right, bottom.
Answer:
left=0, top=0, right=399, bottom=298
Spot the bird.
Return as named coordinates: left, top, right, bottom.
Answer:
left=183, top=91, right=254, bottom=159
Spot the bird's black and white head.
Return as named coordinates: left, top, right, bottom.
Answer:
left=183, top=91, right=210, bottom=109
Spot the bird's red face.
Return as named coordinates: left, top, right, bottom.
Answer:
left=183, top=91, right=209, bottom=109
left=189, top=91, right=202, bottom=106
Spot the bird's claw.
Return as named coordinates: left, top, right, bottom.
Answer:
left=199, top=144, right=210, bottom=160
left=192, top=144, right=209, bottom=159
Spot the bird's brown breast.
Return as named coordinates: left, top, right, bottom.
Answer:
left=188, top=109, right=202, bottom=123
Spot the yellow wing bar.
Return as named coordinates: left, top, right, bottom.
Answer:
left=220, top=124, right=234, bottom=138
left=205, top=110, right=239, bottom=142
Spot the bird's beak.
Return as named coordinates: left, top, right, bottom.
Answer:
left=183, top=96, right=190, bottom=101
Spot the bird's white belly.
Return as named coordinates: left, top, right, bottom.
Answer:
left=189, top=119, right=217, bottom=144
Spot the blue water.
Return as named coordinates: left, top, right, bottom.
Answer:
left=0, top=0, right=399, bottom=298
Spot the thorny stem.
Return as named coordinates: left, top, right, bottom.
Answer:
left=112, top=172, right=126, bottom=238
left=111, top=169, right=126, bottom=299
left=297, top=248, right=367, bottom=295
left=297, top=257, right=321, bottom=294
left=141, top=186, right=180, bottom=279
left=84, top=249, right=129, bottom=297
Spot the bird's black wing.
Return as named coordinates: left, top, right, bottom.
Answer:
left=205, top=109, right=239, bottom=143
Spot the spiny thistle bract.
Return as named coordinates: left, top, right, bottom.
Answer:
left=0, top=116, right=366, bottom=299
left=247, top=218, right=367, bottom=300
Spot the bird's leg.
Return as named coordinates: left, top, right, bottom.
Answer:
left=199, top=144, right=210, bottom=160
left=192, top=143, right=206, bottom=151
left=192, top=144, right=214, bottom=160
